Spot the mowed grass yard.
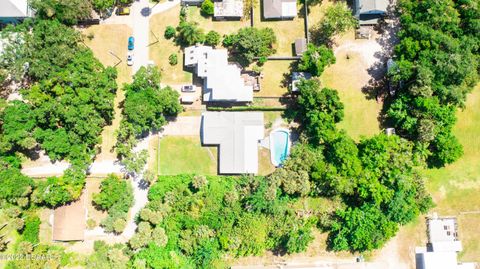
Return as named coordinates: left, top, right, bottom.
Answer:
left=255, top=60, right=293, bottom=97
left=152, top=136, right=218, bottom=175
left=421, top=84, right=480, bottom=261
left=149, top=6, right=192, bottom=85
left=186, top=7, right=250, bottom=36
left=320, top=33, right=382, bottom=140
left=83, top=24, right=133, bottom=161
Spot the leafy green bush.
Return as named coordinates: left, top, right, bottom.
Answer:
left=204, top=30, right=221, bottom=47
left=93, top=174, right=133, bottom=234
left=176, top=21, right=205, bottom=46
left=164, top=26, right=176, bottom=39
left=298, top=44, right=336, bottom=77
left=224, top=27, right=277, bottom=65
left=201, top=0, right=214, bottom=16
left=21, top=215, right=40, bottom=245
left=385, top=0, right=479, bottom=167
left=168, top=53, right=178, bottom=65
left=32, top=166, right=85, bottom=207
left=93, top=174, right=133, bottom=212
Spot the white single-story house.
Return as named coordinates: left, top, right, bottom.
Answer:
left=0, top=0, right=34, bottom=24
left=262, top=0, right=297, bottom=20
left=415, top=214, right=475, bottom=269
left=214, top=0, right=243, bottom=19
left=184, top=45, right=253, bottom=102
left=201, top=112, right=264, bottom=174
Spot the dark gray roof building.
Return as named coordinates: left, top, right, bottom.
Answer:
left=354, top=0, right=388, bottom=25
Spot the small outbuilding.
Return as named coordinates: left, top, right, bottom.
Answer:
left=291, top=72, right=312, bottom=93
left=262, top=0, right=297, bottom=20
left=52, top=193, right=86, bottom=242
left=294, top=38, right=307, bottom=56
left=353, top=0, right=388, bottom=25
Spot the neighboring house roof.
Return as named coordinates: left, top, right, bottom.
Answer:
left=294, top=38, right=307, bottom=56
left=214, top=0, right=243, bottom=18
left=415, top=214, right=476, bottom=269
left=427, top=217, right=462, bottom=252
left=202, top=112, right=264, bottom=174
left=263, top=0, right=297, bottom=19
left=354, top=0, right=388, bottom=25
left=184, top=45, right=253, bottom=102
left=52, top=193, right=86, bottom=241
left=0, top=0, right=32, bottom=18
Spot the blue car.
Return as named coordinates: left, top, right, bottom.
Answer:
left=128, top=36, right=134, bottom=50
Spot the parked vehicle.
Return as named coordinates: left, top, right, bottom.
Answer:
left=181, top=85, right=195, bottom=92
left=127, top=52, right=134, bottom=66
left=116, top=7, right=130, bottom=16
left=181, top=96, right=195, bottom=104
left=128, top=36, right=134, bottom=50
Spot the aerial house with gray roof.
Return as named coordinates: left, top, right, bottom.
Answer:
left=201, top=112, right=264, bottom=174
left=353, top=0, right=388, bottom=25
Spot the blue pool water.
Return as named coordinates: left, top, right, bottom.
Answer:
left=271, top=130, right=290, bottom=166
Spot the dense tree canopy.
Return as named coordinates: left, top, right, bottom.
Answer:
left=290, top=78, right=344, bottom=144
left=93, top=174, right=134, bottom=234
left=310, top=2, right=357, bottom=45
left=283, top=75, right=433, bottom=252
left=223, top=27, right=277, bottom=65
left=0, top=19, right=117, bottom=208
left=298, top=44, right=336, bottom=77
left=130, top=175, right=317, bottom=267
left=30, top=0, right=92, bottom=25
left=386, top=0, right=479, bottom=167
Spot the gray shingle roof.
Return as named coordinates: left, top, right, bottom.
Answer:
left=202, top=112, right=264, bottom=174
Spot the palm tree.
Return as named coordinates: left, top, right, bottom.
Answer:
left=178, top=22, right=204, bottom=46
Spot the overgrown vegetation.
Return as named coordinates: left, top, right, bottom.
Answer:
left=115, top=66, right=182, bottom=176
left=309, top=2, right=357, bottom=45
left=298, top=44, right=336, bottom=77
left=0, top=19, right=117, bottom=207
left=385, top=0, right=479, bottom=167
left=131, top=174, right=319, bottom=268
left=282, top=78, right=433, bottom=252
left=223, top=27, right=277, bottom=65
left=93, top=174, right=134, bottom=234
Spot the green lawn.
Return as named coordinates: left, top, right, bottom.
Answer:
left=155, top=136, right=218, bottom=175
left=186, top=7, right=250, bottom=36
left=149, top=6, right=192, bottom=85
left=255, top=60, right=293, bottom=97
left=0, top=211, right=21, bottom=268
left=252, top=0, right=305, bottom=56
left=320, top=39, right=382, bottom=140
left=420, top=84, right=480, bottom=262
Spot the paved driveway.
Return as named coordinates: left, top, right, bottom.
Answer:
left=103, top=0, right=180, bottom=73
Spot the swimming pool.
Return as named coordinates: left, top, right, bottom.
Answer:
left=270, top=128, right=291, bottom=167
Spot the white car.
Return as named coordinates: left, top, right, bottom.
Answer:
left=127, top=52, right=134, bottom=66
